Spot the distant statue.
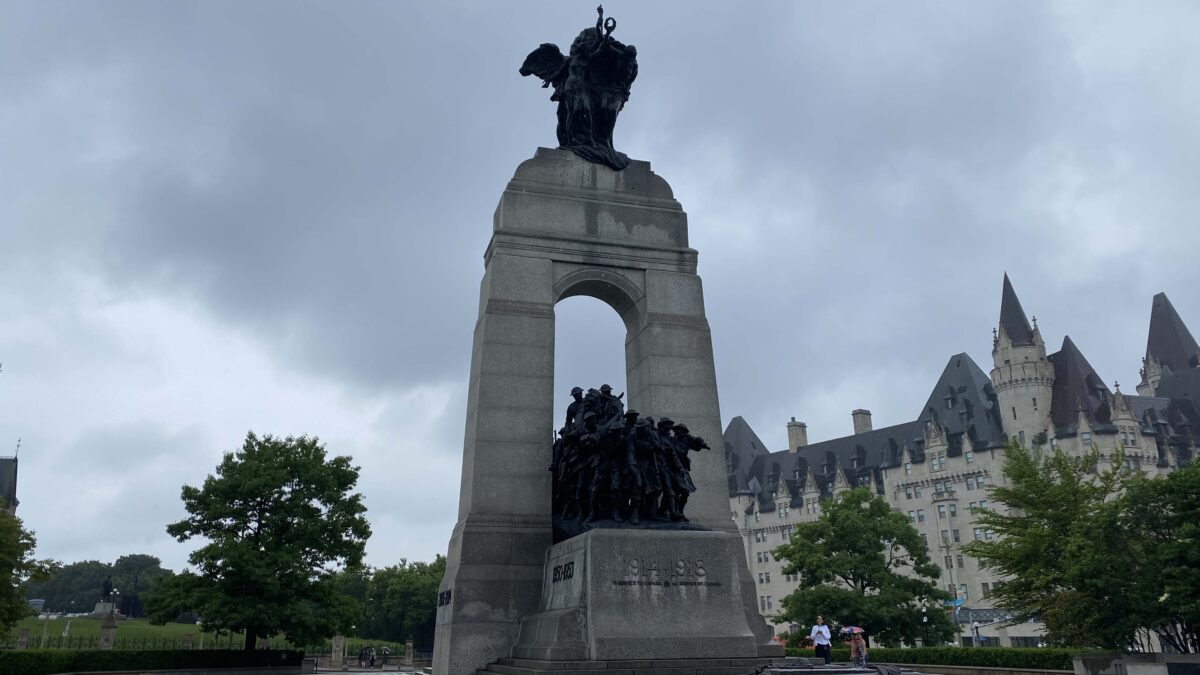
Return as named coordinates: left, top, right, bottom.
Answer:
left=520, top=5, right=639, bottom=171
left=101, top=576, right=113, bottom=602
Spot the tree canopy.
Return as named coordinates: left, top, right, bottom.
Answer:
left=966, top=442, right=1200, bottom=652
left=25, top=555, right=174, bottom=616
left=774, top=488, right=955, bottom=647
left=0, top=505, right=58, bottom=631
left=146, top=432, right=371, bottom=650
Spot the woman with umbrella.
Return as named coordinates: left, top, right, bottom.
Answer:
left=840, top=627, right=867, bottom=667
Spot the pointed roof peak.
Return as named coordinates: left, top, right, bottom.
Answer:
left=999, top=273, right=1035, bottom=347
left=1050, top=335, right=1112, bottom=433
left=1147, top=292, right=1200, bottom=372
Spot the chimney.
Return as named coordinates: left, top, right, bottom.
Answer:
left=787, top=417, right=808, bottom=452
left=852, top=409, right=873, bottom=435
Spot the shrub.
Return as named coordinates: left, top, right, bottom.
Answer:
left=0, top=648, right=303, bottom=675
left=785, top=647, right=852, bottom=661
left=868, top=647, right=1078, bottom=670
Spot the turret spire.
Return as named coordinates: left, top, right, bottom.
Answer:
left=999, top=273, right=1036, bottom=346
left=1146, top=292, right=1200, bottom=373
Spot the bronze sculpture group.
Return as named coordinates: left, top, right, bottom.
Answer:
left=551, top=385, right=708, bottom=526
left=520, top=6, right=638, bottom=171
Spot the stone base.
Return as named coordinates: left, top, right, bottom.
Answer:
left=512, top=529, right=778, bottom=662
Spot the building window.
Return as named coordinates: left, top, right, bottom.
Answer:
left=959, top=584, right=969, bottom=600
left=917, top=509, right=925, bottom=523
left=914, top=486, right=923, bottom=498
left=977, top=476, right=987, bottom=489
left=985, top=529, right=995, bottom=541
left=765, top=572, right=771, bottom=583
left=1019, top=430, right=1025, bottom=446
left=965, top=450, right=974, bottom=464
left=979, top=500, right=989, bottom=510
left=981, top=582, right=992, bottom=599
left=965, top=477, right=975, bottom=490
left=1012, top=406, right=1017, bottom=420
left=756, top=552, right=763, bottom=563
left=782, top=529, right=790, bottom=541
left=754, top=511, right=760, bottom=522
left=1050, top=437, right=1058, bottom=448
left=969, top=501, right=977, bottom=512
left=921, top=533, right=928, bottom=545
left=938, top=504, right=947, bottom=518
left=974, top=527, right=984, bottom=540
left=760, top=596, right=767, bottom=611
left=956, top=554, right=964, bottom=568
left=944, top=555, right=953, bottom=569
left=932, top=455, right=946, bottom=471
left=758, top=572, right=765, bottom=583
left=904, top=463, right=912, bottom=476
left=908, top=510, right=916, bottom=523
left=952, top=529, right=961, bottom=543
left=905, top=486, right=913, bottom=500
left=941, top=529, right=950, bottom=543
left=1128, top=430, right=1138, bottom=447
left=766, top=596, right=773, bottom=610
left=1082, top=432, right=1092, bottom=446
left=949, top=504, right=958, bottom=518
left=1032, top=397, right=1038, bottom=411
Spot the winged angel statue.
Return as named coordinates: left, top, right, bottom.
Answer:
left=519, top=6, right=639, bottom=171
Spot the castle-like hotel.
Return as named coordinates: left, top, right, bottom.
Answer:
left=724, top=275, right=1199, bottom=646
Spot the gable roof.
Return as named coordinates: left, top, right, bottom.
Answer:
left=999, top=273, right=1036, bottom=346
left=909, top=353, right=1007, bottom=454
left=724, top=415, right=773, bottom=495
left=1049, top=336, right=1113, bottom=435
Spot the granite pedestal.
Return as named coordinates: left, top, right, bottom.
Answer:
left=433, top=149, right=780, bottom=675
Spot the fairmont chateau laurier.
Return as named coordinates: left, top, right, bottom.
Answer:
left=724, top=275, right=1200, bottom=647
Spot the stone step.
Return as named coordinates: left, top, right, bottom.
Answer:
left=499, top=657, right=776, bottom=670
left=478, top=657, right=784, bottom=675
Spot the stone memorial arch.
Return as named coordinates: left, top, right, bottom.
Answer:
left=433, top=148, right=777, bottom=675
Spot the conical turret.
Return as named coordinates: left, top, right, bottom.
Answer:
left=1138, top=292, right=1200, bottom=395
left=990, top=274, right=1054, bottom=446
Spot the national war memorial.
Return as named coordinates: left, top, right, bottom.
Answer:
left=432, top=8, right=784, bottom=675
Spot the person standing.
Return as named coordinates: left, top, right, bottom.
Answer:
left=850, top=633, right=868, bottom=667
left=810, top=615, right=832, bottom=664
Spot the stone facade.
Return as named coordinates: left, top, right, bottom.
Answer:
left=726, top=275, right=1199, bottom=647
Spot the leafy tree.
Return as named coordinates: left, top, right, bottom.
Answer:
left=24, top=555, right=173, bottom=617
left=22, top=560, right=110, bottom=613
left=0, top=503, right=59, bottom=631
left=964, top=442, right=1138, bottom=649
left=360, top=557, right=446, bottom=648
left=146, top=432, right=371, bottom=650
left=774, top=488, right=954, bottom=647
left=1121, top=461, right=1200, bottom=653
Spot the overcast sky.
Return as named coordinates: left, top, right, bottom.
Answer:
left=2, top=1, right=1198, bottom=572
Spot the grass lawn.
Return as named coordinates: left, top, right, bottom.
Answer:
left=11, top=616, right=408, bottom=653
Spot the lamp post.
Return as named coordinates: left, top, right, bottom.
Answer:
left=112, top=588, right=120, bottom=615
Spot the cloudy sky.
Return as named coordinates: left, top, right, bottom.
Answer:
left=2, top=1, right=1198, bottom=571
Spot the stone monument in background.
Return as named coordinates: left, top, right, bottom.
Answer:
left=433, top=8, right=781, bottom=675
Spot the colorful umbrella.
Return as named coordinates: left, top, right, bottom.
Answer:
left=839, top=626, right=865, bottom=635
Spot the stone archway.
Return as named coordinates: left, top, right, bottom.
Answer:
left=433, top=148, right=773, bottom=675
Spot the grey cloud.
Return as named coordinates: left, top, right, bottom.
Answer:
left=3, top=0, right=1199, bottom=567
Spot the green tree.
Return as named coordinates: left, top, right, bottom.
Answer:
left=1122, top=461, right=1200, bottom=653
left=0, top=504, right=59, bottom=631
left=774, top=488, right=954, bottom=647
left=964, top=442, right=1138, bottom=649
left=22, top=560, right=110, bottom=613
left=146, top=432, right=371, bottom=650
left=359, top=556, right=446, bottom=648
